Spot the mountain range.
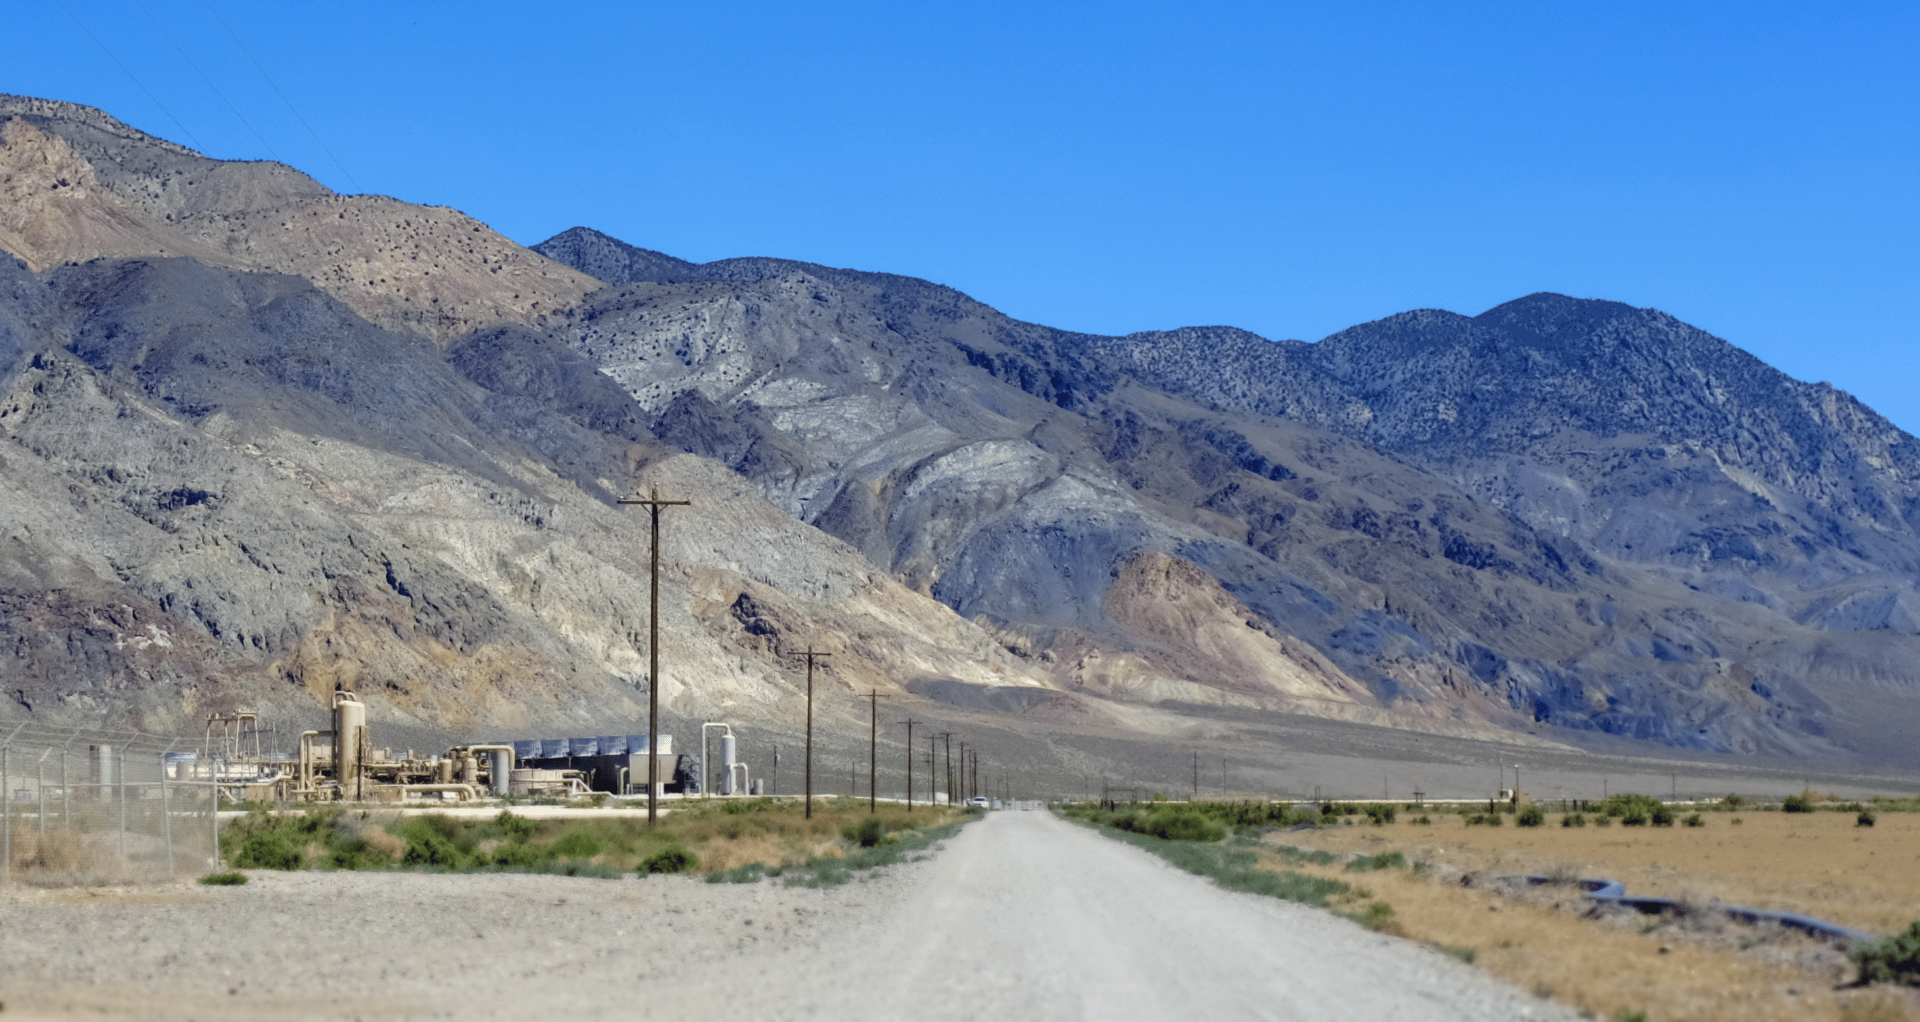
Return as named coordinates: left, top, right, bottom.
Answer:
left=4, top=93, right=1918, bottom=780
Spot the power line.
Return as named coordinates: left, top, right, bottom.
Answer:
left=137, top=1, right=285, bottom=163
left=205, top=2, right=362, bottom=191
left=64, top=3, right=207, bottom=153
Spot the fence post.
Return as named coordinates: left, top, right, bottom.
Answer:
left=160, top=752, right=173, bottom=876
left=211, top=779, right=220, bottom=868
left=118, top=759, right=127, bottom=861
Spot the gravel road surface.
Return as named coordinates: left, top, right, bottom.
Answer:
left=1, top=810, right=1575, bottom=1021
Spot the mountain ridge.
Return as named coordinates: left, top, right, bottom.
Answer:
left=2, top=96, right=1918, bottom=782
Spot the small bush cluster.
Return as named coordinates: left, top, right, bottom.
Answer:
left=1852, top=921, right=1920, bottom=986
left=1344, top=851, right=1407, bottom=873
left=1515, top=804, right=1545, bottom=827
left=1782, top=793, right=1815, bottom=813
left=1562, top=812, right=1587, bottom=828
left=1109, top=806, right=1228, bottom=842
left=1362, top=804, right=1397, bottom=826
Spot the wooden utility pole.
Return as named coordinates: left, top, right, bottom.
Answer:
left=619, top=487, right=689, bottom=828
left=926, top=735, right=940, bottom=806
left=790, top=648, right=831, bottom=818
left=862, top=692, right=889, bottom=813
left=935, top=732, right=955, bottom=805
left=898, top=718, right=920, bottom=811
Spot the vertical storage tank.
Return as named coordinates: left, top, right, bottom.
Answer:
left=332, top=690, right=366, bottom=800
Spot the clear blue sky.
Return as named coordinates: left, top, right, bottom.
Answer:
left=8, top=2, right=1918, bottom=430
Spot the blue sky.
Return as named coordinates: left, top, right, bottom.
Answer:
left=8, top=2, right=1918, bottom=430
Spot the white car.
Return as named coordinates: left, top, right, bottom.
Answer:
left=966, top=796, right=990, bottom=809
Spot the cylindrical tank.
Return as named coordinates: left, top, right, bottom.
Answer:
left=720, top=735, right=737, bottom=795
left=490, top=749, right=511, bottom=797
left=459, top=756, right=478, bottom=785
left=332, top=690, right=366, bottom=800
left=436, top=759, right=453, bottom=785
left=508, top=768, right=570, bottom=797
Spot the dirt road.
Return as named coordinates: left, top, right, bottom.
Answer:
left=1, top=810, right=1573, bottom=1020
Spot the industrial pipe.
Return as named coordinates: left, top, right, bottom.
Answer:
left=449, top=745, right=517, bottom=798
left=397, top=784, right=480, bottom=802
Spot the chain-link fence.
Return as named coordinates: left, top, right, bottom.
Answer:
left=2, top=722, right=219, bottom=885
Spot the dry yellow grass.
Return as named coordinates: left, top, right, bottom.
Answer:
left=1290, top=811, right=1920, bottom=933
left=1265, top=811, right=1920, bottom=1022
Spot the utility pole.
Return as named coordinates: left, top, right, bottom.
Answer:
left=863, top=692, right=889, bottom=814
left=898, top=719, right=920, bottom=811
left=790, top=648, right=831, bottom=819
left=927, top=735, right=940, bottom=806
left=936, top=732, right=955, bottom=805
left=619, top=487, right=690, bottom=828
left=1192, top=751, right=1199, bottom=801
left=959, top=743, right=968, bottom=802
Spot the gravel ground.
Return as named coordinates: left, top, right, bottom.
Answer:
left=0, top=811, right=1579, bottom=1021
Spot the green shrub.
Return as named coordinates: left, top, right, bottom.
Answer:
left=232, top=829, right=302, bottom=870
left=1718, top=793, right=1746, bottom=811
left=641, top=846, right=699, bottom=874
left=843, top=817, right=887, bottom=848
left=198, top=871, right=248, bottom=886
left=1345, top=851, right=1407, bottom=873
left=494, top=810, right=539, bottom=841
left=1782, top=793, right=1815, bottom=813
left=1683, top=813, right=1705, bottom=828
left=490, top=841, right=547, bottom=867
left=1363, top=804, right=1397, bottom=825
left=1350, top=900, right=1398, bottom=932
left=1859, top=810, right=1878, bottom=827
left=327, top=835, right=392, bottom=870
left=1516, top=804, right=1545, bottom=827
left=1851, top=920, right=1920, bottom=985
left=1108, top=806, right=1226, bottom=842
left=1650, top=805, right=1676, bottom=827
left=1562, top=812, right=1587, bottom=828
left=1602, top=793, right=1663, bottom=824
left=548, top=831, right=603, bottom=859
left=399, top=818, right=472, bottom=868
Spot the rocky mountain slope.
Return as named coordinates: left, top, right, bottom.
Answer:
left=528, top=228, right=1920, bottom=766
left=4, top=93, right=1918, bottom=776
